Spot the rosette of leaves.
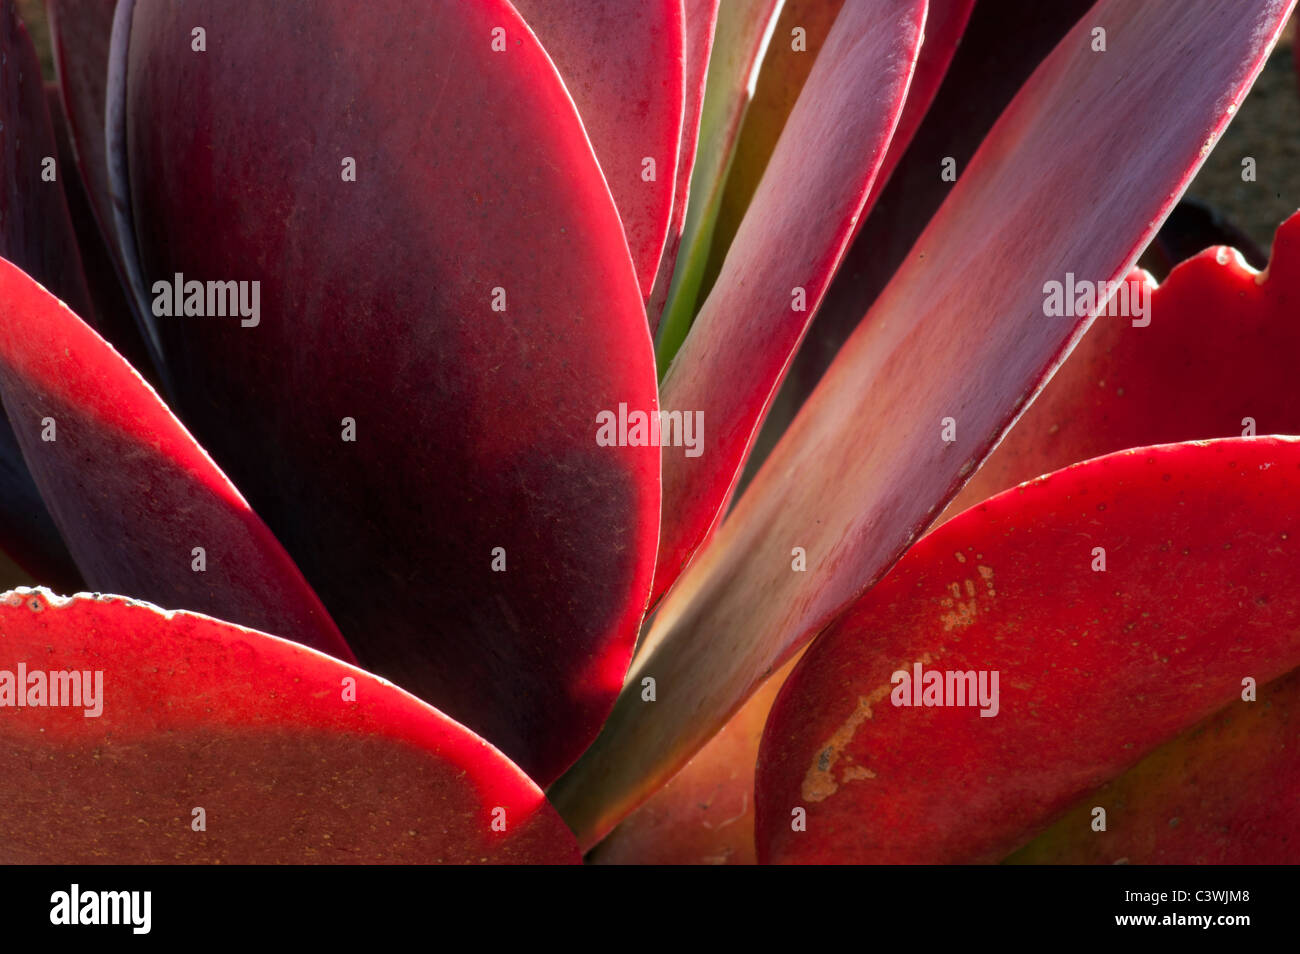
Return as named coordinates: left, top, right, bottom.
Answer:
left=0, top=0, right=1294, bottom=863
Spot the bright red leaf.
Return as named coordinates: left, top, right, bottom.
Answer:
left=0, top=258, right=352, bottom=662
left=0, top=589, right=577, bottom=863
left=512, top=0, right=685, bottom=299
left=757, top=437, right=1300, bottom=863
left=553, top=0, right=1296, bottom=848
left=118, top=0, right=659, bottom=786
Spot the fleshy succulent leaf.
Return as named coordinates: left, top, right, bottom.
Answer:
left=863, top=0, right=975, bottom=215
left=756, top=437, right=1300, bottom=863
left=0, top=5, right=100, bottom=590
left=118, top=0, right=659, bottom=786
left=511, top=0, right=685, bottom=300
left=46, top=82, right=155, bottom=384
left=653, top=0, right=782, bottom=367
left=944, top=211, right=1300, bottom=520
left=650, top=0, right=928, bottom=607
left=647, top=0, right=719, bottom=336
left=746, top=0, right=1094, bottom=483
left=552, top=0, right=1297, bottom=847
left=47, top=0, right=118, bottom=266
left=0, top=257, right=353, bottom=662
left=1007, top=662, right=1300, bottom=864
left=699, top=0, right=848, bottom=301
left=0, top=589, right=578, bottom=863
left=589, top=652, right=800, bottom=865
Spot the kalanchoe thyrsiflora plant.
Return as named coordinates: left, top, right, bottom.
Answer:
left=0, top=0, right=1296, bottom=864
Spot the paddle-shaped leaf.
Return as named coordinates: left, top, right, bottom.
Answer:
left=0, top=258, right=351, bottom=661
left=552, top=0, right=1296, bottom=846
left=702, top=0, right=972, bottom=292
left=756, top=437, right=1300, bottom=863
left=944, top=213, right=1300, bottom=519
left=511, top=0, right=684, bottom=299
left=119, top=0, right=659, bottom=785
left=651, top=0, right=927, bottom=606
left=0, top=589, right=578, bottom=864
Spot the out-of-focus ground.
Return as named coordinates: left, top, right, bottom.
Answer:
left=1190, top=13, right=1300, bottom=253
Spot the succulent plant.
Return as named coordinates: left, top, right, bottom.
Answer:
left=1, top=0, right=1297, bottom=865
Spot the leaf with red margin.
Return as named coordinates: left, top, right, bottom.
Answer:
left=0, top=1, right=93, bottom=322
left=744, top=0, right=1093, bottom=488
left=943, top=213, right=1300, bottom=520
left=119, top=0, right=659, bottom=786
left=1139, top=198, right=1267, bottom=278
left=1007, top=661, right=1300, bottom=864
left=0, top=7, right=97, bottom=592
left=701, top=0, right=972, bottom=296
left=595, top=7, right=982, bottom=841
left=653, top=0, right=783, bottom=366
left=46, top=82, right=155, bottom=387
left=699, top=0, right=848, bottom=302
left=756, top=437, right=1300, bottom=864
left=0, top=589, right=578, bottom=864
left=511, top=0, right=684, bottom=299
left=552, top=0, right=1296, bottom=848
left=862, top=0, right=974, bottom=215
left=647, top=0, right=719, bottom=336
left=47, top=0, right=118, bottom=265
left=0, top=258, right=352, bottom=663
left=651, top=0, right=927, bottom=607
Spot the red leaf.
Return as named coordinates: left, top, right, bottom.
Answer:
left=651, top=0, right=928, bottom=606
left=1, top=1, right=92, bottom=319
left=47, top=0, right=119, bottom=267
left=944, top=211, right=1300, bottom=520
left=700, top=0, right=848, bottom=305
left=0, top=5, right=101, bottom=590
left=0, top=258, right=352, bottom=663
left=512, top=0, right=684, bottom=299
left=46, top=83, right=155, bottom=388
left=863, top=0, right=975, bottom=214
left=0, top=589, right=578, bottom=864
left=652, top=0, right=783, bottom=363
left=552, top=0, right=1296, bottom=847
left=756, top=437, right=1300, bottom=863
left=118, top=0, right=659, bottom=785
left=647, top=0, right=719, bottom=335
left=1008, top=662, right=1300, bottom=864
left=747, top=0, right=1094, bottom=484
